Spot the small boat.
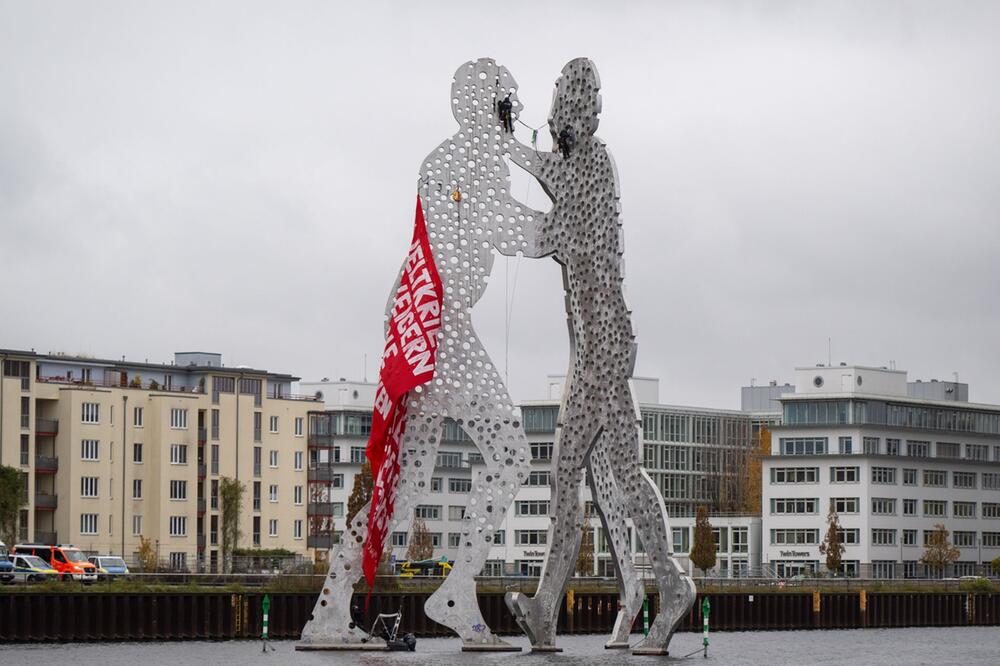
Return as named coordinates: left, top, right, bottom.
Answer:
left=366, top=611, right=417, bottom=651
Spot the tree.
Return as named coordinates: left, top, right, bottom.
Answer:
left=407, top=516, right=433, bottom=561
left=219, top=476, right=245, bottom=574
left=921, top=523, right=960, bottom=576
left=818, top=508, right=845, bottom=575
left=714, top=424, right=770, bottom=515
left=992, top=555, right=1000, bottom=576
left=576, top=505, right=595, bottom=576
left=136, top=535, right=158, bottom=572
left=689, top=506, right=716, bottom=575
left=347, top=460, right=374, bottom=525
left=0, top=465, right=27, bottom=546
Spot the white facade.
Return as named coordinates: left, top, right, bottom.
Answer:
left=762, top=365, right=1000, bottom=578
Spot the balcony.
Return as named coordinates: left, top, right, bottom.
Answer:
left=198, top=428, right=207, bottom=443
left=35, top=456, right=58, bottom=473
left=308, top=434, right=335, bottom=447
left=307, top=535, right=333, bottom=550
left=307, top=466, right=336, bottom=482
left=34, top=530, right=57, bottom=545
left=198, top=464, right=207, bottom=479
left=35, top=418, right=59, bottom=436
left=197, top=499, right=207, bottom=514
left=308, top=502, right=335, bottom=516
left=34, top=493, right=57, bottom=510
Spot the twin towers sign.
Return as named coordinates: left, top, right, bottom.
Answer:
left=297, top=57, right=696, bottom=655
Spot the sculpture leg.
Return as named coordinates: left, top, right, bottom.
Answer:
left=586, top=432, right=643, bottom=648
left=297, top=401, right=445, bottom=649
left=505, top=388, right=595, bottom=650
left=423, top=339, right=530, bottom=650
left=604, top=402, right=695, bottom=655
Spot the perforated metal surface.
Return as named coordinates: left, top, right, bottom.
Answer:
left=502, top=57, right=696, bottom=653
left=298, top=58, right=540, bottom=650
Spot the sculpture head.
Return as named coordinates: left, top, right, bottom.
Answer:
left=451, top=58, right=521, bottom=130
left=549, top=58, right=602, bottom=141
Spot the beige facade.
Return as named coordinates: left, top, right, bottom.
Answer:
left=0, top=350, right=318, bottom=571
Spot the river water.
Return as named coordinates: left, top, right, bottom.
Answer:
left=2, top=627, right=997, bottom=665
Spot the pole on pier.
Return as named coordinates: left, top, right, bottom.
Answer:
left=642, top=595, right=650, bottom=636
left=261, top=594, right=274, bottom=652
left=702, top=597, right=710, bottom=658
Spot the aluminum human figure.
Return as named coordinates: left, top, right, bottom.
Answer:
left=500, top=58, right=696, bottom=654
left=298, top=58, right=542, bottom=651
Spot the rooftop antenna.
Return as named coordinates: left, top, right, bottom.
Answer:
left=750, top=377, right=756, bottom=387
left=362, top=353, right=368, bottom=383
left=827, top=338, right=832, bottom=367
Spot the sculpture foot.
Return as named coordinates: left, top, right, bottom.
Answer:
left=425, top=579, right=512, bottom=648
left=632, top=573, right=696, bottom=654
left=604, top=641, right=631, bottom=649
left=631, top=647, right=670, bottom=656
left=504, top=591, right=557, bottom=649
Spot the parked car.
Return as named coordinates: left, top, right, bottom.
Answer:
left=0, top=540, right=14, bottom=584
left=88, top=555, right=130, bottom=580
left=13, top=544, right=98, bottom=582
left=9, top=554, right=58, bottom=583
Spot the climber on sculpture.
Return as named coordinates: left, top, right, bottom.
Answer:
left=498, top=58, right=696, bottom=655
left=298, top=58, right=544, bottom=652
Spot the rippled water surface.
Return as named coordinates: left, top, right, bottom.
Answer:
left=2, top=627, right=998, bottom=665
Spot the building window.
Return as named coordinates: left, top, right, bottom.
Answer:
left=526, top=471, right=551, bottom=487
left=923, top=470, right=947, bottom=487
left=886, top=438, right=900, bottom=455
left=771, top=467, right=819, bottom=484
left=169, top=516, right=187, bottom=536
left=415, top=505, right=441, bottom=520
left=936, top=442, right=960, bottom=459
left=170, top=444, right=188, bottom=465
left=81, top=439, right=100, bottom=461
left=294, top=451, right=303, bottom=471
left=872, top=561, right=896, bottom=579
left=779, top=437, right=827, bottom=455
left=293, top=485, right=302, bottom=505
left=430, top=477, right=442, bottom=492
left=133, top=442, right=143, bottom=463
left=269, top=450, right=278, bottom=468
left=954, top=501, right=976, bottom=518
left=770, top=498, right=818, bottom=515
left=133, top=479, right=143, bottom=500
left=953, top=472, right=977, bottom=489
left=871, top=498, right=896, bottom=515
left=253, top=517, right=261, bottom=546
left=211, top=409, right=220, bottom=440
left=269, top=416, right=279, bottom=433
left=331, top=474, right=344, bottom=489
left=253, top=412, right=262, bottom=442
left=253, top=482, right=261, bottom=511
left=732, top=527, right=749, bottom=553
left=211, top=445, right=219, bottom=475
left=332, top=502, right=344, bottom=517
left=168, top=553, right=187, bottom=571
left=19, top=435, right=28, bottom=466
left=831, top=497, right=858, bottom=514
left=829, top=466, right=859, bottom=483
left=839, top=436, right=853, bottom=454
left=211, top=480, right=219, bottom=510
left=982, top=532, right=1000, bottom=547
left=903, top=498, right=917, bottom=516
left=294, top=417, right=303, bottom=437
left=449, top=478, right=472, bottom=493
left=269, top=485, right=278, bottom=503
left=448, top=505, right=465, bottom=521
left=515, top=530, right=548, bottom=546
left=900, top=529, right=917, bottom=546
left=391, top=532, right=408, bottom=547
left=837, top=528, right=860, bottom=545
left=862, top=437, right=880, bottom=454
left=906, top=440, right=930, bottom=457
left=966, top=444, right=988, bottom=461
left=80, top=513, right=98, bottom=535
left=352, top=447, right=367, bottom=464
left=493, top=530, right=506, bottom=546
left=671, top=527, right=690, bottom=553
left=770, top=529, right=819, bottom=545
left=81, top=403, right=100, bottom=424
left=923, top=500, right=947, bottom=517
left=902, top=468, right=916, bottom=485
left=268, top=519, right=278, bottom=537
left=253, top=447, right=262, bottom=477
left=170, top=480, right=187, bottom=500
left=871, top=528, right=897, bottom=546
left=530, top=442, right=554, bottom=461
left=170, top=408, right=188, bottom=429
left=515, top=500, right=550, bottom=516
left=953, top=531, right=976, bottom=547
left=132, top=515, right=142, bottom=536
left=871, top=467, right=896, bottom=484
left=293, top=520, right=302, bottom=540
left=429, top=533, right=442, bottom=547
left=81, top=476, right=99, bottom=498
left=132, top=406, right=144, bottom=427
left=448, top=532, right=461, bottom=548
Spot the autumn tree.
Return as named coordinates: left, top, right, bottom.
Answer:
left=921, top=523, right=960, bottom=576
left=992, top=555, right=1000, bottom=576
left=347, top=460, right=374, bottom=525
left=220, top=476, right=245, bottom=574
left=689, top=506, right=716, bottom=575
left=576, top=505, right=595, bottom=576
left=136, top=535, right=158, bottom=572
left=818, top=507, right=844, bottom=575
left=407, top=516, right=433, bottom=561
left=715, top=424, right=770, bottom=515
left=0, top=465, right=26, bottom=546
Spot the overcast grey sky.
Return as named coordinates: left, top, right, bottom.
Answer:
left=2, top=1, right=999, bottom=408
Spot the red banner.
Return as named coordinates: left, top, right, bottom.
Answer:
left=362, top=196, right=443, bottom=587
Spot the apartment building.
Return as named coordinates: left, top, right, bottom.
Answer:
left=762, top=364, right=1000, bottom=578
left=0, top=349, right=319, bottom=571
left=301, top=376, right=772, bottom=576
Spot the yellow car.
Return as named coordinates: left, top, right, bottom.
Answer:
left=398, top=558, right=453, bottom=578
left=10, top=554, right=58, bottom=583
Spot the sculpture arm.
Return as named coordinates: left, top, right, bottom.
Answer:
left=497, top=140, right=557, bottom=258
